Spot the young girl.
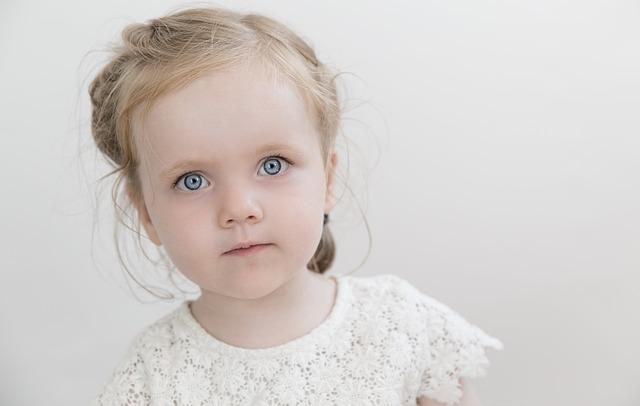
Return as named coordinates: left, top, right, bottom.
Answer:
left=89, top=5, right=502, bottom=406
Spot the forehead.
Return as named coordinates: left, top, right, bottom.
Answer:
left=132, top=65, right=319, bottom=168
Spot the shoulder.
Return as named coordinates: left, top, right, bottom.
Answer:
left=346, top=273, right=459, bottom=324
left=114, top=304, right=184, bottom=364
left=106, top=304, right=183, bottom=362
left=342, top=273, right=425, bottom=320
left=381, top=276, right=502, bottom=405
left=92, top=304, right=186, bottom=405
left=344, top=272, right=421, bottom=302
left=366, top=274, right=503, bottom=348
left=347, top=274, right=503, bottom=405
left=342, top=273, right=464, bottom=352
left=342, top=273, right=434, bottom=316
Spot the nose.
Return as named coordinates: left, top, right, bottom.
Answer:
left=217, top=182, right=264, bottom=228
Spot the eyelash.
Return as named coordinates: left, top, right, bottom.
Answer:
left=171, top=154, right=294, bottom=191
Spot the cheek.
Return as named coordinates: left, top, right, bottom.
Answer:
left=272, top=168, right=325, bottom=221
left=270, top=175, right=325, bottom=256
left=277, top=201, right=324, bottom=265
left=148, top=203, right=214, bottom=270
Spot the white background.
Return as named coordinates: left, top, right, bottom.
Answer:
left=1, top=0, right=639, bottom=405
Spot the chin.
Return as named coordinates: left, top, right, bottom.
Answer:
left=223, top=267, right=291, bottom=300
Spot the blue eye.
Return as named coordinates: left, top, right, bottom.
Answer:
left=258, top=155, right=291, bottom=176
left=174, top=173, right=210, bottom=191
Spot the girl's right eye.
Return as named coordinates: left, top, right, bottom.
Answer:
left=173, top=173, right=210, bottom=192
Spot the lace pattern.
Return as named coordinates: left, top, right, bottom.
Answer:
left=393, top=278, right=504, bottom=404
left=92, top=274, right=502, bottom=405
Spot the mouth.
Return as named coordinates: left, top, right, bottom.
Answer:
left=224, top=243, right=272, bottom=256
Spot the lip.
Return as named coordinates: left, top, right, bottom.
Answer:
left=223, top=243, right=272, bottom=256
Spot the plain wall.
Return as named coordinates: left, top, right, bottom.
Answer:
left=1, top=0, right=639, bottom=405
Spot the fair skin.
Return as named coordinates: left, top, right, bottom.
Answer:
left=417, top=378, right=483, bottom=406
left=128, top=62, right=484, bottom=404
left=129, top=62, right=338, bottom=348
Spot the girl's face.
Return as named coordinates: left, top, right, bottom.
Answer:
left=130, top=64, right=337, bottom=300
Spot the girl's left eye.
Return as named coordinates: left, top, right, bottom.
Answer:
left=258, top=155, right=292, bottom=176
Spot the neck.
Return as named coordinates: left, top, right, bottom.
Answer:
left=190, top=269, right=336, bottom=349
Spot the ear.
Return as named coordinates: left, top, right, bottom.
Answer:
left=323, top=150, right=338, bottom=213
left=126, top=186, right=162, bottom=246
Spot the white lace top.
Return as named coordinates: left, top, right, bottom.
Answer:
left=93, top=273, right=503, bottom=405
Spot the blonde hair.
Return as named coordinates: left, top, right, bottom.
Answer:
left=88, top=5, right=353, bottom=299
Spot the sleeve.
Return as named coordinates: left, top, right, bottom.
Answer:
left=91, top=337, right=152, bottom=406
left=415, top=293, right=503, bottom=405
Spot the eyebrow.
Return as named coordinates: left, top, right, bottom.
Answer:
left=159, top=142, right=301, bottom=179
